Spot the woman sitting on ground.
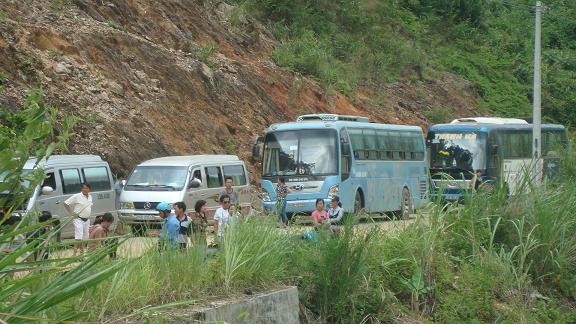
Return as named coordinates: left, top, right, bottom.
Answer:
left=88, top=213, right=114, bottom=251
left=311, top=198, right=328, bottom=231
left=328, top=196, right=344, bottom=232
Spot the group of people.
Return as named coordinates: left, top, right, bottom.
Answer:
left=1, top=182, right=112, bottom=259
left=155, top=176, right=242, bottom=250
left=64, top=182, right=116, bottom=256
left=5, top=173, right=347, bottom=257
left=276, top=176, right=345, bottom=231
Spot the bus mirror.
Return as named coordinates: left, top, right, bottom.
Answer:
left=490, top=145, right=498, bottom=155
left=341, top=142, right=351, bottom=156
left=41, top=186, right=54, bottom=195
left=252, top=144, right=260, bottom=159
left=252, top=135, right=264, bottom=160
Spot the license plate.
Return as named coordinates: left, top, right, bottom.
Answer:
left=444, top=194, right=461, bottom=201
left=289, top=202, right=305, bottom=207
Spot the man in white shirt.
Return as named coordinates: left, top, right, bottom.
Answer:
left=65, top=183, right=93, bottom=255
left=213, top=194, right=231, bottom=244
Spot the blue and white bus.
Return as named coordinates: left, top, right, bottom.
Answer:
left=427, top=117, right=567, bottom=202
left=253, top=114, right=429, bottom=219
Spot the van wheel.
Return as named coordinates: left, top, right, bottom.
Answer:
left=399, top=188, right=413, bottom=220
left=131, top=224, right=146, bottom=237
left=353, top=190, right=364, bottom=217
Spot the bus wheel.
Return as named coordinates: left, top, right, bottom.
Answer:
left=131, top=224, right=146, bottom=237
left=399, top=188, right=413, bottom=220
left=353, top=191, right=364, bottom=217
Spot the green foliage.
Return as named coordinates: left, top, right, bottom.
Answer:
left=82, top=112, right=104, bottom=128
left=49, top=0, right=72, bottom=14
left=231, top=0, right=576, bottom=125
left=222, top=138, right=236, bottom=155
left=436, top=258, right=510, bottom=322
left=0, top=89, right=76, bottom=211
left=291, top=223, right=381, bottom=322
left=16, top=55, right=43, bottom=83
left=219, top=217, right=293, bottom=288
left=423, top=106, right=452, bottom=124
left=0, top=90, right=123, bottom=323
left=199, top=41, right=218, bottom=68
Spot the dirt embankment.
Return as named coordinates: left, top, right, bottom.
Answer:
left=0, top=0, right=481, bottom=178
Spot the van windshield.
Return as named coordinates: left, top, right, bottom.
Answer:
left=0, top=170, right=33, bottom=194
left=125, top=166, right=188, bottom=191
left=1, top=170, right=33, bottom=211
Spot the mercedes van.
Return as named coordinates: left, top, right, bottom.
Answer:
left=118, top=155, right=251, bottom=235
left=3, top=155, right=116, bottom=239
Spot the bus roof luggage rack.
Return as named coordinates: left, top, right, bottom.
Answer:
left=296, top=114, right=370, bottom=123
left=450, top=117, right=529, bottom=125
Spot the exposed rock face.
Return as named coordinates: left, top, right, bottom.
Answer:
left=0, top=0, right=481, bottom=179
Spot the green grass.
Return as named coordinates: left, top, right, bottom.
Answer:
left=6, top=175, right=576, bottom=322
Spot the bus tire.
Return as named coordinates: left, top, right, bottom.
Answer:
left=354, top=190, right=364, bottom=217
left=131, top=224, right=146, bottom=237
left=399, top=188, right=413, bottom=220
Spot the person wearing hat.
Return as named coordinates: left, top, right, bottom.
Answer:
left=156, top=202, right=179, bottom=250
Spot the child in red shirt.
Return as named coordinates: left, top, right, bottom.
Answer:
left=311, top=198, right=328, bottom=230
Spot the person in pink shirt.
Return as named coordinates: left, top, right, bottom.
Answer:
left=311, top=198, right=328, bottom=230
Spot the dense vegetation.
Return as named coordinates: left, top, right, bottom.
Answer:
left=231, top=0, right=576, bottom=126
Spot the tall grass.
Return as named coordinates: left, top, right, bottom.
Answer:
left=220, top=217, right=293, bottom=289
left=7, top=150, right=576, bottom=322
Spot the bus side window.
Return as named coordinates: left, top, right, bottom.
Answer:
left=340, top=129, right=351, bottom=181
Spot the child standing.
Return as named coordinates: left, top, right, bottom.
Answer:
left=174, top=202, right=192, bottom=250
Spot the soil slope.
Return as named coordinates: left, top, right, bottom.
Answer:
left=0, top=0, right=481, bottom=177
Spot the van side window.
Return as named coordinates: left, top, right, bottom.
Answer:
left=222, top=165, right=247, bottom=185
left=192, top=169, right=203, bottom=184
left=60, top=169, right=82, bottom=194
left=204, top=166, right=223, bottom=188
left=42, top=172, right=57, bottom=190
left=83, top=167, right=111, bottom=191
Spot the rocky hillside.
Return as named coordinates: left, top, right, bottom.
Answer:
left=0, top=0, right=481, bottom=177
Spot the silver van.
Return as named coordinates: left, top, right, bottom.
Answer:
left=5, top=155, right=116, bottom=239
left=118, top=155, right=251, bottom=235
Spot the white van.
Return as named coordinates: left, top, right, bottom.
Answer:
left=118, top=155, right=251, bottom=235
left=4, top=155, right=116, bottom=239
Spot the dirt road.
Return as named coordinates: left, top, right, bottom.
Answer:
left=94, top=215, right=420, bottom=258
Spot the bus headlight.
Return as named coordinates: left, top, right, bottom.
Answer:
left=120, top=202, right=135, bottom=209
left=328, top=184, right=339, bottom=199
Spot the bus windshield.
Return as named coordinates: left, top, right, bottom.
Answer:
left=429, top=132, right=487, bottom=171
left=125, top=166, right=188, bottom=191
left=262, top=129, right=338, bottom=177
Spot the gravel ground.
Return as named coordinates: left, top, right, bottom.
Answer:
left=54, top=215, right=420, bottom=259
